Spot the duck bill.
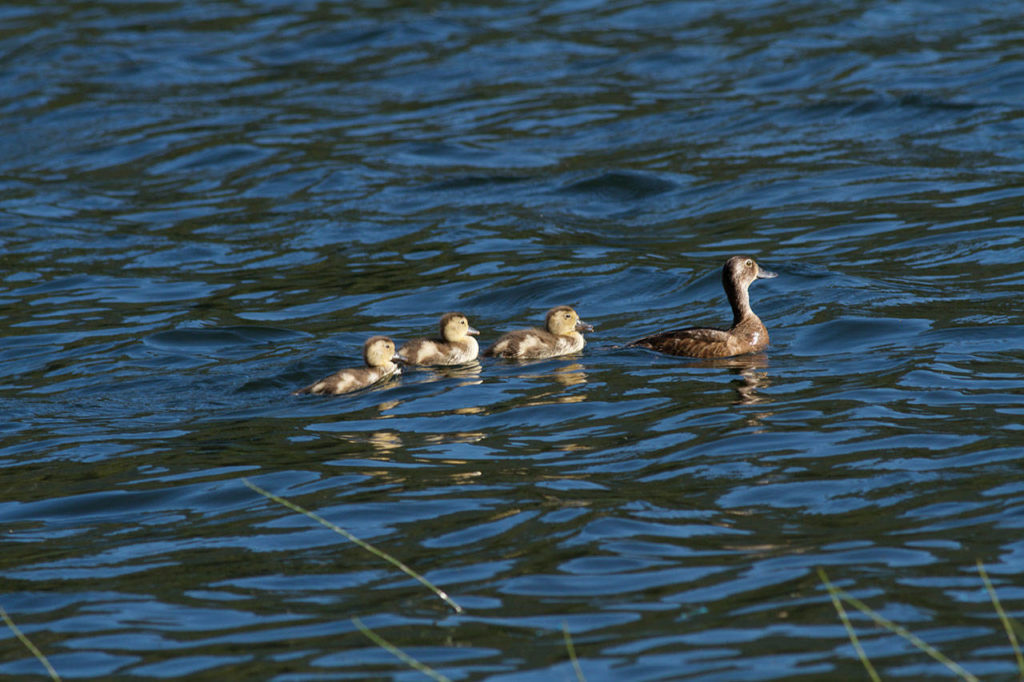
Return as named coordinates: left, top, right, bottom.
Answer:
left=576, top=321, right=594, bottom=332
left=466, top=326, right=480, bottom=336
left=756, top=267, right=778, bottom=279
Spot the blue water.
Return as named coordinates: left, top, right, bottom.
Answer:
left=4, top=1, right=1024, bottom=680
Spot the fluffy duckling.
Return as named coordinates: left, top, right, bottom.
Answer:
left=295, top=335, right=401, bottom=395
left=398, top=312, right=480, bottom=366
left=483, top=306, right=593, bottom=359
left=629, top=255, right=776, bottom=358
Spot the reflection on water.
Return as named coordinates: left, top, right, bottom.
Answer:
left=513, top=361, right=589, bottom=407
left=423, top=431, right=486, bottom=446
left=694, top=354, right=774, bottom=407
left=365, top=429, right=402, bottom=454
left=426, top=360, right=484, bottom=384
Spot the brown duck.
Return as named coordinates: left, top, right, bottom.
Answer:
left=629, top=256, right=777, bottom=358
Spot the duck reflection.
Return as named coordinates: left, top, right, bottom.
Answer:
left=374, top=398, right=401, bottom=417
left=324, top=429, right=402, bottom=454
left=691, top=353, right=772, bottom=407
left=425, top=359, right=483, bottom=386
left=422, top=431, right=486, bottom=446
left=519, top=362, right=588, bottom=406
left=359, top=429, right=488, bottom=460
left=366, top=429, right=402, bottom=452
left=329, top=428, right=489, bottom=473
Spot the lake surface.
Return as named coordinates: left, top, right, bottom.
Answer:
left=3, top=1, right=1024, bottom=679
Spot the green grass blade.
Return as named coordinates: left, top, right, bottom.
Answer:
left=0, top=603, right=62, bottom=682
left=562, top=621, right=587, bottom=682
left=351, top=616, right=452, bottom=682
left=832, top=585, right=978, bottom=682
left=977, top=559, right=1024, bottom=677
left=243, top=479, right=463, bottom=614
left=818, top=568, right=880, bottom=682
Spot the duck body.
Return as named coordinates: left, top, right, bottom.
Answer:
left=296, top=335, right=401, bottom=395
left=484, top=306, right=593, bottom=359
left=398, top=312, right=480, bottom=366
left=629, top=256, right=776, bottom=359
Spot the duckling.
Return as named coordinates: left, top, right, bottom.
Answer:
left=483, top=306, right=593, bottom=359
left=398, top=312, right=480, bottom=366
left=629, top=255, right=776, bottom=358
left=295, top=335, right=401, bottom=395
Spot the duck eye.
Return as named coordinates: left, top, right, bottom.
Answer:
left=746, top=259, right=753, bottom=267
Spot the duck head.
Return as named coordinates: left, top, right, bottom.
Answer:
left=723, top=256, right=776, bottom=290
left=545, top=306, right=594, bottom=335
left=364, top=336, right=400, bottom=367
left=722, top=256, right=776, bottom=324
left=440, top=312, right=480, bottom=342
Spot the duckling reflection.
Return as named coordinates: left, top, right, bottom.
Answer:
left=398, top=312, right=480, bottom=366
left=366, top=430, right=403, bottom=453
left=324, top=429, right=403, bottom=458
left=423, top=431, right=487, bottom=446
left=630, top=256, right=776, bottom=358
left=424, top=359, right=483, bottom=386
left=294, top=336, right=401, bottom=396
left=519, top=362, right=589, bottom=406
left=484, top=306, right=593, bottom=359
left=376, top=399, right=401, bottom=414
left=551, top=362, right=587, bottom=389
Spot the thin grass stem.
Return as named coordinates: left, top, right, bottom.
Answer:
left=0, top=604, right=61, bottom=682
left=562, top=621, right=586, bottom=682
left=351, top=616, right=452, bottom=682
left=818, top=568, right=880, bottom=682
left=977, top=559, right=1024, bottom=678
left=243, top=479, right=463, bottom=614
left=831, top=585, right=979, bottom=682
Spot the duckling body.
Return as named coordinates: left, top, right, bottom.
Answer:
left=296, top=335, right=401, bottom=395
left=398, top=312, right=480, bottom=366
left=484, top=306, right=593, bottom=359
left=629, top=256, right=776, bottom=359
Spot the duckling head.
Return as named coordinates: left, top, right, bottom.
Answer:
left=364, top=335, right=400, bottom=368
left=440, top=312, right=480, bottom=342
left=545, top=306, right=593, bottom=335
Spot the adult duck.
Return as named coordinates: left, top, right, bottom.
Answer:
left=629, top=256, right=776, bottom=358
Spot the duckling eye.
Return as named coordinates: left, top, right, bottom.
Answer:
left=745, top=259, right=753, bottom=268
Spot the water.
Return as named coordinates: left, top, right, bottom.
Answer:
left=4, top=1, right=1024, bottom=679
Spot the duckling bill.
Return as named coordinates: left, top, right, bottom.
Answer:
left=295, top=335, right=401, bottom=395
left=629, top=256, right=776, bottom=358
left=483, top=305, right=593, bottom=359
left=398, top=312, right=479, bottom=366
